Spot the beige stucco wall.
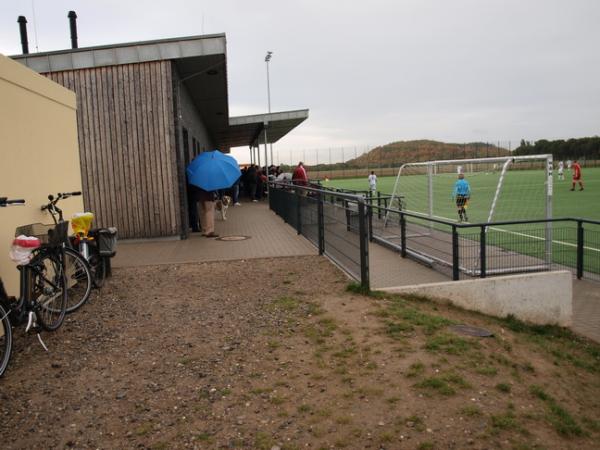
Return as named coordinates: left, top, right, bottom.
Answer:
left=381, top=271, right=573, bottom=327
left=0, top=54, right=83, bottom=296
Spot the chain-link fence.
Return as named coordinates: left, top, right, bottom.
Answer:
left=270, top=181, right=600, bottom=288
left=269, top=183, right=369, bottom=288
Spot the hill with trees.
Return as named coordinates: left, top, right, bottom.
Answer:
left=514, top=137, right=600, bottom=160
left=347, top=140, right=510, bottom=167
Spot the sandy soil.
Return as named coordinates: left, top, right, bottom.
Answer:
left=1, top=255, right=599, bottom=450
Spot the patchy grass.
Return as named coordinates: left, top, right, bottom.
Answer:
left=495, top=382, right=511, bottom=393
left=272, top=296, right=300, bottom=311
left=474, top=364, right=498, bottom=376
left=461, top=405, right=482, bottom=417
left=415, top=372, right=469, bottom=396
left=346, top=282, right=371, bottom=296
left=405, top=361, right=425, bottom=378
left=385, top=320, right=414, bottom=339
left=529, top=385, right=584, bottom=437
left=425, top=333, right=477, bottom=355
left=254, top=431, right=275, bottom=450
left=490, top=409, right=519, bottom=433
left=503, top=315, right=600, bottom=374
left=405, top=415, right=426, bottom=432
left=417, top=443, right=434, bottom=450
left=297, top=404, right=312, bottom=414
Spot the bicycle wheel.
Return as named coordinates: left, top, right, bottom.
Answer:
left=0, top=301, right=12, bottom=377
left=63, top=247, right=92, bottom=314
left=88, top=243, right=106, bottom=289
left=32, top=252, right=67, bottom=331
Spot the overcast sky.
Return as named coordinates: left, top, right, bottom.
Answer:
left=2, top=0, right=599, bottom=163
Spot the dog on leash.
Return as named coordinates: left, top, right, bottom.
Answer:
left=215, top=195, right=232, bottom=220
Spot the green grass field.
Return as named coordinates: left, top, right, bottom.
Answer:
left=327, top=168, right=600, bottom=273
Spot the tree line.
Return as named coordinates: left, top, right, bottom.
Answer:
left=514, top=137, right=600, bottom=160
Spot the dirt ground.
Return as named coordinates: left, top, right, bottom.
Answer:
left=1, top=255, right=599, bottom=450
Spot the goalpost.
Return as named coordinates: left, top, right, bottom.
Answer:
left=385, top=154, right=553, bottom=268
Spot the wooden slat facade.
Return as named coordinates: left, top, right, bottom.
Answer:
left=45, top=61, right=181, bottom=239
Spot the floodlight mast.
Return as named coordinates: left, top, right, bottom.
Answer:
left=265, top=51, right=273, bottom=165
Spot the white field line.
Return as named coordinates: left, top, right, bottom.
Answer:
left=488, top=226, right=600, bottom=253
left=403, top=209, right=600, bottom=253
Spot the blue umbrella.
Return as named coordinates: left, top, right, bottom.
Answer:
left=186, top=150, right=241, bottom=191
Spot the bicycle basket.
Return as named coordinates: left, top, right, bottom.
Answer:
left=94, top=227, right=118, bottom=257
left=15, top=221, right=69, bottom=247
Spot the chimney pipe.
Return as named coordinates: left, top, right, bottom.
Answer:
left=17, top=16, right=29, bottom=54
left=68, top=10, right=78, bottom=49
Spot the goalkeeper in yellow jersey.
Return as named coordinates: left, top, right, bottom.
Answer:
left=452, top=173, right=471, bottom=222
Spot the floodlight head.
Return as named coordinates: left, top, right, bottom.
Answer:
left=265, top=51, right=273, bottom=62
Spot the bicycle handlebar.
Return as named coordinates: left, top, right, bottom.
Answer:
left=41, top=191, right=81, bottom=218
left=60, top=191, right=82, bottom=198
left=0, top=197, right=25, bottom=207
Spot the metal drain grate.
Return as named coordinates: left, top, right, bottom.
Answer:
left=216, top=235, right=250, bottom=241
left=449, top=324, right=494, bottom=337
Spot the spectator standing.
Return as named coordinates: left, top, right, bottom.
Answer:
left=246, top=164, right=258, bottom=202
left=187, top=180, right=201, bottom=232
left=198, top=189, right=219, bottom=237
left=570, top=160, right=584, bottom=191
left=368, top=171, right=377, bottom=192
left=232, top=177, right=241, bottom=206
left=292, top=161, right=308, bottom=186
left=256, top=168, right=264, bottom=200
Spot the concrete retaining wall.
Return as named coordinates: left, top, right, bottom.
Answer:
left=381, top=271, right=572, bottom=327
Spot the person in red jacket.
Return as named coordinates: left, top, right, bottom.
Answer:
left=570, top=160, right=584, bottom=191
left=292, top=161, right=308, bottom=186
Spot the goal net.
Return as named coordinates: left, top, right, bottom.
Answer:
left=382, top=155, right=554, bottom=273
left=387, top=155, right=553, bottom=226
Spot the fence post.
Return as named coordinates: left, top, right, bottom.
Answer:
left=296, top=190, right=302, bottom=235
left=345, top=199, right=351, bottom=232
left=358, top=200, right=370, bottom=290
left=577, top=220, right=584, bottom=279
left=480, top=226, right=486, bottom=278
left=452, top=225, right=459, bottom=281
left=318, top=191, right=325, bottom=255
left=368, top=204, right=373, bottom=242
left=400, top=212, right=407, bottom=258
left=377, top=191, right=382, bottom=219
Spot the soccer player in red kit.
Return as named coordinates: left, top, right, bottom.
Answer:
left=570, top=160, right=584, bottom=191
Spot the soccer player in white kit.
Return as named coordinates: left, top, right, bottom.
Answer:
left=558, top=161, right=564, bottom=181
left=368, top=171, right=377, bottom=192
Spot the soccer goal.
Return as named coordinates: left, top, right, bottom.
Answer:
left=384, top=154, right=554, bottom=271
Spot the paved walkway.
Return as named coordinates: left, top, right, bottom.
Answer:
left=113, top=202, right=316, bottom=268
left=369, top=243, right=450, bottom=288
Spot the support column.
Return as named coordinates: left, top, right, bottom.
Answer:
left=264, top=122, right=270, bottom=201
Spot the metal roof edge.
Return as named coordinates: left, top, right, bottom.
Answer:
left=229, top=109, right=309, bottom=125
left=9, top=33, right=227, bottom=59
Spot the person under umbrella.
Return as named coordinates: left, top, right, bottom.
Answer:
left=187, top=150, right=241, bottom=237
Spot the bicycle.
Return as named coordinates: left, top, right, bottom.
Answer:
left=1, top=196, right=68, bottom=378
left=41, top=192, right=93, bottom=314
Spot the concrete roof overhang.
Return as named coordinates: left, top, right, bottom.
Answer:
left=221, top=109, right=309, bottom=149
left=10, top=34, right=307, bottom=150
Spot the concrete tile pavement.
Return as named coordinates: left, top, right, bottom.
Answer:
left=112, top=201, right=316, bottom=268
